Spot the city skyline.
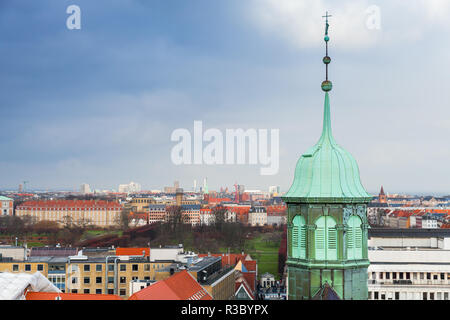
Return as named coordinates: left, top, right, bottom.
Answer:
left=1, top=1, right=449, bottom=194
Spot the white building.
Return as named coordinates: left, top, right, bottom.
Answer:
left=118, top=182, right=141, bottom=194
left=368, top=229, right=450, bottom=300
left=422, top=217, right=438, bottom=229
left=225, top=210, right=237, bottom=223
left=248, top=206, right=267, bottom=226
left=80, top=184, right=91, bottom=194
left=200, top=210, right=215, bottom=226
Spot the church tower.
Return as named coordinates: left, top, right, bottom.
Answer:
left=378, top=186, right=387, bottom=203
left=282, top=13, right=372, bottom=300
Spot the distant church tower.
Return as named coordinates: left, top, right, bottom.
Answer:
left=281, top=13, right=372, bottom=300
left=378, top=186, right=387, bottom=203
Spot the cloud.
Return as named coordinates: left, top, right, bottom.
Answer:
left=246, top=0, right=450, bottom=50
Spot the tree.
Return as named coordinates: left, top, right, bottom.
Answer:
left=117, top=207, right=132, bottom=231
left=213, top=206, right=226, bottom=231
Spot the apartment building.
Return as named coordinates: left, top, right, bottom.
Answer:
left=66, top=253, right=173, bottom=298
left=15, top=200, right=122, bottom=228
left=368, top=228, right=450, bottom=300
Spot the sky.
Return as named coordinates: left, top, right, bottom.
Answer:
left=0, top=0, right=449, bottom=195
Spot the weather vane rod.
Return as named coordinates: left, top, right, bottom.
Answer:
left=321, top=11, right=332, bottom=92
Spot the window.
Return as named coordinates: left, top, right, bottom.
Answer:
left=433, top=274, right=438, bottom=280
left=430, top=292, right=434, bottom=300
left=72, top=277, right=77, bottom=284
left=441, top=273, right=445, bottom=280
left=25, top=264, right=31, bottom=271
left=380, top=273, right=384, bottom=280
left=96, top=264, right=102, bottom=272
left=386, top=272, right=390, bottom=280
left=72, top=289, right=78, bottom=294
left=132, top=276, right=138, bottom=281
left=120, top=277, right=126, bottom=284
left=84, top=277, right=90, bottom=284
left=108, top=289, right=114, bottom=295
left=423, top=292, right=427, bottom=300
left=12, top=264, right=19, bottom=272
left=96, top=277, right=102, bottom=284
left=96, top=289, right=102, bottom=294
left=120, top=264, right=126, bottom=272
left=108, top=277, right=114, bottom=284
left=292, top=215, right=307, bottom=259
left=406, top=273, right=410, bottom=280
left=132, top=264, right=139, bottom=271
left=346, top=215, right=363, bottom=260
left=144, top=264, right=150, bottom=271
left=399, top=273, right=404, bottom=280
left=427, top=273, right=431, bottom=280
left=119, top=289, right=126, bottom=296
left=84, top=289, right=90, bottom=294
left=108, top=265, right=114, bottom=272
left=315, top=216, right=337, bottom=261
left=84, top=265, right=90, bottom=272
left=37, top=264, right=44, bottom=271
left=392, top=273, right=396, bottom=280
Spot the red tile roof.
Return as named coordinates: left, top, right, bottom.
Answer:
left=17, top=200, right=122, bottom=210
left=25, top=292, right=122, bottom=300
left=128, top=270, right=212, bottom=300
left=116, top=247, right=150, bottom=257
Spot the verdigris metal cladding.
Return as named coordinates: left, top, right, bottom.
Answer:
left=283, top=92, right=372, bottom=204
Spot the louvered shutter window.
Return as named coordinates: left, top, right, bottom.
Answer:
left=292, top=216, right=306, bottom=259
left=347, top=216, right=363, bottom=260
left=315, top=216, right=337, bottom=261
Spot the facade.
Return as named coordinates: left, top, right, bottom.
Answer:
left=368, top=228, right=450, bottom=300
left=80, top=184, right=91, bottom=194
left=0, top=245, right=27, bottom=261
left=281, top=17, right=372, bottom=300
left=181, top=205, right=201, bottom=226
left=0, top=196, right=13, bottom=216
left=15, top=200, right=122, bottom=228
left=66, top=254, right=173, bottom=298
left=248, top=206, right=267, bottom=226
left=422, top=217, right=438, bottom=229
left=118, top=182, right=141, bottom=194
left=200, top=208, right=215, bottom=226
left=148, top=204, right=166, bottom=223
left=267, top=213, right=287, bottom=226
left=260, top=272, right=276, bottom=288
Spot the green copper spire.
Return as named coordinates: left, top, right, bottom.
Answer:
left=283, top=14, right=371, bottom=203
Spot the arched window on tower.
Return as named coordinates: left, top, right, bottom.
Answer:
left=346, top=215, right=363, bottom=260
left=292, top=215, right=307, bottom=259
left=315, top=216, right=337, bottom=261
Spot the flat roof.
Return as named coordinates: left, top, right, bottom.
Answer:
left=369, top=228, right=450, bottom=238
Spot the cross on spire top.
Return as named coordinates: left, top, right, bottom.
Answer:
left=322, top=11, right=332, bottom=35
